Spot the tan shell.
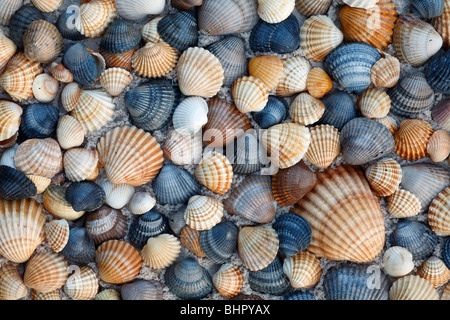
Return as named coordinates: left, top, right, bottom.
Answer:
left=382, top=246, right=414, bottom=278
left=231, top=76, right=269, bottom=114
left=94, top=289, right=121, bottom=300
left=0, top=30, right=17, bottom=73
left=163, top=128, right=203, bottom=166
left=43, top=185, right=85, bottom=221
left=283, top=250, right=322, bottom=289
left=50, top=63, right=73, bottom=83
left=32, top=74, right=59, bottom=103
left=306, top=67, right=333, bottom=99
left=0, top=0, right=23, bottom=26
left=365, top=158, right=402, bottom=197
left=357, top=88, right=391, bottom=119
left=295, top=0, right=332, bottom=17
left=387, top=189, right=421, bottom=218
left=184, top=195, right=224, bottom=231
left=61, top=82, right=82, bottom=112
left=23, top=20, right=63, bottom=64
left=0, top=100, right=22, bottom=141
left=431, top=0, right=450, bottom=49
left=394, top=119, right=434, bottom=161
left=0, top=263, right=28, bottom=300
left=194, top=152, right=233, bottom=195
left=77, top=0, right=117, bottom=38
left=428, top=187, right=450, bottom=236
left=212, top=263, right=243, bottom=299
left=276, top=56, right=311, bottom=97
left=45, top=219, right=70, bottom=253
left=373, top=115, right=398, bottom=135
left=305, top=124, right=340, bottom=169
left=141, top=16, right=163, bottom=44
left=56, top=115, right=85, bottom=150
left=31, top=0, right=63, bottom=12
left=180, top=225, right=205, bottom=258
left=129, top=192, right=156, bottom=215
left=100, top=48, right=136, bottom=72
left=30, top=290, right=62, bottom=300
left=257, top=0, right=295, bottom=23
left=371, top=54, right=401, bottom=88
left=427, top=130, right=450, bottom=162
left=290, top=92, right=325, bottom=126
left=389, top=275, right=439, bottom=300
left=417, top=256, right=450, bottom=288
left=23, top=252, right=68, bottom=293
left=63, top=148, right=99, bottom=182
left=26, top=175, right=51, bottom=195
left=248, top=55, right=284, bottom=91
left=141, top=234, right=181, bottom=269
left=132, top=42, right=178, bottom=78
left=64, top=266, right=99, bottom=300
left=99, top=67, right=133, bottom=97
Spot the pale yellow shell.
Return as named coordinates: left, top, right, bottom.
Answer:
left=23, top=20, right=63, bottom=64
left=212, top=263, right=243, bottom=299
left=290, top=92, right=325, bottom=126
left=283, top=250, right=322, bottom=289
left=31, top=0, right=63, bottom=12
left=305, top=124, right=340, bottom=169
left=141, top=16, right=163, bottom=44
left=99, top=67, right=133, bottom=97
left=389, top=275, right=439, bottom=300
left=257, top=0, right=295, bottom=23
left=0, top=100, right=22, bottom=141
left=26, top=174, right=51, bottom=195
left=365, top=158, right=402, bottom=197
left=24, top=252, right=68, bottom=293
left=231, top=76, right=269, bottom=113
left=0, top=30, right=17, bottom=73
left=45, top=219, right=70, bottom=253
left=132, top=42, right=178, bottom=78
left=32, top=74, right=59, bottom=103
left=417, top=256, right=450, bottom=288
left=357, top=88, right=391, bottom=119
left=101, top=180, right=135, bottom=210
left=194, top=152, right=233, bottom=195
left=163, top=129, right=203, bottom=166
left=64, top=266, right=99, bottom=300
left=184, top=195, right=224, bottom=231
left=306, top=67, right=333, bottom=99
left=129, top=192, right=156, bottom=215
left=141, top=234, right=181, bottom=269
left=43, top=185, right=85, bottom=221
left=276, top=56, right=311, bottom=97
left=30, top=290, right=62, bottom=300
left=63, top=148, right=99, bottom=182
left=248, top=55, right=284, bottom=91
left=387, top=189, right=421, bottom=218
left=428, top=187, right=450, bottom=236
left=371, top=54, right=401, bottom=88
left=77, top=0, right=117, bottom=38
left=51, top=63, right=73, bottom=83
left=394, top=119, right=434, bottom=161
left=382, top=246, right=414, bottom=278
left=56, top=115, right=85, bottom=150
left=0, top=262, right=28, bottom=300
left=427, top=130, right=450, bottom=163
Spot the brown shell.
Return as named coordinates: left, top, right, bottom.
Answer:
left=180, top=225, right=206, bottom=258
left=394, top=119, right=434, bottom=161
left=365, top=158, right=402, bottom=197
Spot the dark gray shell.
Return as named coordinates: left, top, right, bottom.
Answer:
left=0, top=165, right=37, bottom=200
left=284, top=290, right=315, bottom=300
left=121, top=279, right=164, bottom=300
left=61, top=227, right=96, bottom=265
left=63, top=43, right=99, bottom=86
left=248, top=256, right=291, bottom=296
left=319, top=91, right=359, bottom=130
left=226, top=132, right=261, bottom=175
left=199, top=221, right=238, bottom=264
left=426, top=50, right=450, bottom=95
left=128, top=210, right=169, bottom=248
left=157, top=9, right=198, bottom=51
left=443, top=238, right=450, bottom=270
left=85, top=206, right=128, bottom=245
left=9, top=5, right=44, bottom=50
left=57, top=4, right=85, bottom=41
left=410, top=0, right=445, bottom=19
left=100, top=20, right=141, bottom=54
left=19, top=104, right=59, bottom=140
left=252, top=96, right=288, bottom=129
left=273, top=213, right=312, bottom=257
left=65, top=181, right=106, bottom=212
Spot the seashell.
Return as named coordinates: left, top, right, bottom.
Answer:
left=339, top=1, right=398, bottom=51
left=291, top=165, right=385, bottom=263
left=0, top=143, right=18, bottom=168
left=324, top=42, right=381, bottom=94
left=294, top=0, right=332, bottom=17
left=306, top=67, right=333, bottom=99
left=184, top=195, right=224, bottom=231
left=205, top=36, right=248, bottom=88
left=25, top=174, right=50, bottom=195
left=284, top=291, right=315, bottom=300
left=290, top=92, right=325, bottom=126
left=194, top=152, right=233, bottom=195
left=45, top=219, right=70, bottom=253
left=43, top=185, right=85, bottom=221
left=248, top=256, right=291, bottom=296
left=31, top=0, right=62, bottom=12
left=373, top=115, right=398, bottom=135
left=262, top=122, right=311, bottom=169
left=252, top=96, right=287, bottom=129
left=125, top=80, right=181, bottom=132
left=411, top=0, right=446, bottom=18
left=427, top=130, right=450, bottom=163
left=212, top=263, right=243, bottom=299
left=129, top=192, right=156, bottom=215
left=128, top=210, right=169, bottom=248
left=61, top=227, right=95, bottom=265
left=224, top=175, right=276, bottom=224
left=426, top=50, right=450, bottom=95
left=371, top=54, right=401, bottom=88
left=76, top=0, right=116, bottom=38
left=56, top=5, right=85, bottom=41
left=0, top=52, right=43, bottom=102
left=300, top=15, right=343, bottom=63
left=394, top=119, right=434, bottom=161
left=387, top=189, right=421, bottom=218
left=198, top=0, right=258, bottom=36
left=19, top=103, right=59, bottom=140
left=23, top=252, right=68, bottom=293
left=0, top=263, right=27, bottom=300
left=100, top=20, right=140, bottom=54
left=0, top=198, right=45, bottom=263
left=388, top=71, right=435, bottom=117
left=131, top=42, right=178, bottom=79
left=340, top=117, right=395, bottom=166
left=365, top=158, right=402, bottom=197
left=226, top=131, right=262, bottom=175
left=382, top=246, right=414, bottom=278
left=64, top=148, right=99, bottom=182
left=323, top=266, right=390, bottom=300
left=141, top=16, right=163, bottom=44
left=432, top=99, right=450, bottom=131
left=172, top=0, right=203, bottom=10
left=231, top=293, right=264, bottom=300
left=23, top=20, right=63, bottom=64
left=357, top=88, right=391, bottom=119
left=431, top=0, right=450, bottom=49
left=231, top=76, right=269, bottom=114
left=31, top=74, right=59, bottom=103
left=164, top=257, right=213, bottom=300
left=94, top=289, right=120, bottom=300
left=0, top=100, right=21, bottom=142
left=176, top=47, right=224, bottom=99
left=121, top=280, right=164, bottom=300
left=305, top=124, right=340, bottom=169
left=257, top=0, right=294, bottom=24
left=320, top=91, right=358, bottom=130
left=163, top=128, right=202, bottom=166
left=390, top=220, right=438, bottom=260
left=393, top=13, right=443, bottom=67
left=168, top=207, right=187, bottom=235
left=61, top=82, right=81, bottom=113
left=342, top=0, right=379, bottom=8
left=275, top=55, right=311, bottom=97
left=428, top=187, right=450, bottom=236
left=199, top=221, right=238, bottom=263
left=389, top=275, right=439, bottom=300
left=0, top=30, right=17, bottom=73
left=95, top=240, right=143, bottom=284
left=443, top=283, right=450, bottom=300
left=100, top=181, right=135, bottom=210
left=0, top=0, right=22, bottom=26
left=444, top=238, right=450, bottom=269
left=180, top=225, right=205, bottom=257
left=238, top=224, right=279, bottom=271
left=152, top=164, right=201, bottom=205
left=417, top=256, right=450, bottom=288
left=99, top=68, right=133, bottom=97
left=97, top=126, right=163, bottom=187
left=0, top=132, right=18, bottom=149
left=14, top=138, right=62, bottom=179
left=63, top=44, right=102, bottom=86
left=158, top=9, right=198, bottom=51
left=203, top=96, right=252, bottom=147
left=249, top=14, right=300, bottom=54
left=64, top=266, right=98, bottom=300
left=100, top=48, right=135, bottom=72
left=56, top=116, right=84, bottom=150
left=248, top=55, right=283, bottom=91
left=0, top=165, right=36, bottom=200
left=9, top=5, right=44, bottom=50
left=283, top=250, right=322, bottom=289
left=273, top=213, right=312, bottom=257
left=173, top=97, right=208, bottom=136
left=65, top=181, right=105, bottom=212
left=85, top=206, right=128, bottom=245
left=141, top=234, right=181, bottom=269
left=115, top=0, right=165, bottom=21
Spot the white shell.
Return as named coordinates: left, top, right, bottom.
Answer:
left=172, top=97, right=209, bottom=136
left=115, top=0, right=165, bottom=20
left=32, top=74, right=59, bottom=103
left=100, top=180, right=135, bottom=210
left=128, top=192, right=156, bottom=215
left=382, top=246, right=414, bottom=278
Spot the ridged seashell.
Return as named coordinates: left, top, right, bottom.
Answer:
left=320, top=91, right=358, bottom=130
left=0, top=263, right=27, bottom=300
left=1, top=132, right=18, bottom=149
left=417, top=256, right=450, bottom=288
left=31, top=0, right=62, bottom=12
left=43, top=185, right=85, bottom=221
left=94, top=289, right=120, bottom=300
left=131, top=42, right=178, bottom=79
left=426, top=50, right=450, bottom=95
left=9, top=5, right=44, bottom=50
left=56, top=5, right=84, bottom=41
left=428, top=187, right=450, bottom=236
left=427, top=130, right=450, bottom=162
left=323, top=266, right=390, bottom=300
left=121, top=280, right=164, bottom=300
left=23, top=252, right=68, bottom=293
left=99, top=68, right=133, bottom=97
left=163, top=129, right=202, bottom=166
left=64, top=148, right=99, bottom=182
left=26, top=174, right=50, bottom=195
left=64, top=266, right=98, bottom=300
left=339, top=1, right=398, bottom=51
left=294, top=0, right=332, bottom=17
left=101, top=181, right=135, bottom=210
left=194, top=152, right=233, bottom=195
left=0, top=165, right=37, bottom=200
left=371, top=54, right=401, bottom=88
left=61, top=227, right=95, bottom=265
left=248, top=256, right=291, bottom=296
left=0, top=30, right=17, bottom=73
left=45, top=219, right=69, bottom=253
left=411, top=0, right=446, bottom=18
left=0, top=101, right=21, bottom=141
left=0, top=52, right=43, bottom=102
left=56, top=116, right=84, bottom=150
left=226, top=131, right=262, bottom=175
left=290, top=92, right=325, bottom=126
left=373, top=115, right=398, bottom=135
left=115, top=0, right=165, bottom=21
left=128, top=210, right=169, bottom=248
left=275, top=56, right=311, bottom=97
left=306, top=67, right=333, bottom=99
left=152, top=164, right=201, bottom=205
left=444, top=238, right=450, bottom=269
left=291, top=165, right=385, bottom=263
left=172, top=0, right=203, bottom=10
left=305, top=124, right=340, bottom=169
left=141, top=16, right=163, bottom=44
left=65, top=181, right=105, bottom=213
left=357, top=88, right=391, bottom=119
left=252, top=96, right=287, bottom=129
left=97, top=126, right=163, bottom=187
left=0, top=0, right=23, bottom=26
left=85, top=206, right=128, bottom=245
left=431, top=0, right=450, bottom=49
left=60, top=82, right=81, bottom=113
left=249, top=14, right=300, bottom=54
left=19, top=103, right=59, bottom=140
left=125, top=80, right=181, bottom=132
left=164, top=257, right=213, bottom=300
left=387, top=189, right=421, bottom=218
left=248, top=55, right=283, bottom=92
left=443, top=283, right=450, bottom=300
left=342, top=0, right=379, bottom=8
left=340, top=117, right=395, bottom=166
left=198, top=0, right=258, bottom=36
left=365, top=158, right=402, bottom=197
left=284, top=291, right=315, bottom=300
left=100, top=48, right=135, bottom=72
left=262, top=122, right=311, bottom=169
left=129, top=192, right=156, bottom=215
left=383, top=246, right=414, bottom=278
left=63, top=43, right=105, bottom=86
left=172, top=97, right=209, bottom=136
left=31, top=74, right=59, bottom=103
left=283, top=250, right=322, bottom=289
left=273, top=213, right=312, bottom=258
left=141, top=234, right=181, bottom=270
left=100, top=20, right=140, bottom=54
left=324, top=43, right=381, bottom=94
left=257, top=0, right=294, bottom=23
left=0, top=143, right=18, bottom=168
left=212, top=263, right=243, bottom=299
left=224, top=175, right=276, bottom=224
left=432, top=99, right=450, bottom=132
left=389, top=275, right=439, bottom=300
left=184, top=196, right=224, bottom=231
left=76, top=0, right=116, bottom=38
left=180, top=225, right=205, bottom=258
left=393, top=13, right=443, bottom=67
left=300, top=15, right=343, bottom=63
left=231, top=76, right=269, bottom=114
left=238, top=224, right=279, bottom=272
left=199, top=221, right=238, bottom=264
left=158, top=9, right=198, bottom=51
left=95, top=240, right=143, bottom=284
left=23, top=20, right=63, bottom=64
left=177, top=47, right=224, bottom=99
left=394, top=119, right=434, bottom=161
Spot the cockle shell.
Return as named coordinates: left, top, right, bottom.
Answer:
left=0, top=30, right=17, bottom=73
left=365, top=158, right=402, bottom=197
left=257, top=0, right=294, bottom=23
left=129, top=192, right=156, bottom=215
left=76, top=0, right=117, bottom=38
left=0, top=100, right=21, bottom=141
left=128, top=210, right=169, bottom=248
left=141, top=16, right=163, bottom=44
left=443, top=283, right=450, bottom=300
left=428, top=187, right=450, bottom=236
left=320, top=91, right=358, bottom=130
left=273, top=213, right=312, bottom=257
left=100, top=48, right=135, bottom=72
left=23, top=20, right=63, bottom=64
left=357, top=88, right=391, bottom=119
left=427, top=130, right=450, bottom=162
left=426, top=47, right=450, bottom=95
left=306, top=67, right=333, bottom=99
left=373, top=116, right=398, bottom=135
left=387, top=189, right=421, bottom=218
left=295, top=0, right=332, bottom=17
left=26, top=175, right=50, bottom=195
left=394, top=119, right=434, bottom=161
left=194, top=152, right=233, bottom=195
left=158, top=9, right=198, bottom=51
left=56, top=116, right=85, bottom=151
left=59, top=227, right=94, bottom=265
left=163, top=129, right=203, bottom=166
left=0, top=263, right=27, bottom=300
left=389, top=275, right=439, bottom=300
left=9, top=5, right=44, bottom=50
left=31, top=74, right=59, bottom=103
left=99, top=68, right=133, bottom=97
left=184, top=196, right=223, bottom=231
left=94, top=289, right=120, bottom=300
left=45, top=219, right=70, bottom=253
left=141, top=234, right=181, bottom=270
left=23, top=252, right=68, bottom=293
left=231, top=76, right=269, bottom=114
left=63, top=43, right=104, bottom=87
left=431, top=0, right=450, bottom=49
left=284, top=291, right=315, bottom=300
left=31, top=0, right=62, bottom=12
left=0, top=165, right=36, bottom=200
left=305, top=124, right=340, bottom=169
left=275, top=56, right=311, bottom=97
left=252, top=96, right=287, bottom=129
left=19, top=103, right=59, bottom=140
left=283, top=250, right=322, bottom=289
left=342, top=0, right=379, bottom=8
left=132, top=42, right=178, bottom=79
left=63, top=148, right=99, bottom=183
left=248, top=256, right=291, bottom=296
left=64, top=266, right=98, bottom=300
left=85, top=206, right=128, bottom=245
left=248, top=55, right=284, bottom=91
left=115, top=0, right=165, bottom=21
left=43, top=185, right=85, bottom=221
left=290, top=92, right=325, bottom=126
left=100, top=180, right=135, bottom=210
left=180, top=225, right=205, bottom=258
left=199, top=221, right=238, bottom=264
left=212, top=263, right=243, bottom=299
left=411, top=0, right=445, bottom=19
left=0, top=0, right=23, bottom=26
left=432, top=99, right=450, bottom=131
left=50, top=63, right=73, bottom=83
left=100, top=19, right=141, bottom=54
left=226, top=131, right=262, bottom=175
left=417, top=256, right=450, bottom=288
left=382, top=246, right=414, bottom=278
left=172, top=97, right=209, bottom=136
left=121, top=280, right=164, bottom=300
left=371, top=54, right=401, bottom=88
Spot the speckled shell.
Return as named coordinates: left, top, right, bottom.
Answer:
left=132, top=42, right=178, bottom=79
left=184, top=195, right=224, bottom=231
left=99, top=68, right=133, bottom=97
left=9, top=5, right=44, bottom=50
left=0, top=165, right=36, bottom=200
left=129, top=192, right=156, bottom=216
left=0, top=263, right=27, bottom=300
left=365, top=158, right=402, bottom=197
left=387, top=189, right=421, bottom=218
left=417, top=256, right=450, bottom=288
left=194, top=152, right=233, bottom=195
left=382, top=246, right=414, bottom=277
left=394, top=119, right=434, bottom=161
left=371, top=54, right=401, bottom=88
left=64, top=266, right=98, bottom=300
left=0, top=100, right=21, bottom=141
left=212, top=263, right=243, bottom=299
left=248, top=55, right=283, bottom=91
left=23, top=20, right=63, bottom=64
left=231, top=76, right=269, bottom=114
left=248, top=256, right=291, bottom=296
left=295, top=0, right=332, bottom=17
left=290, top=92, right=325, bottom=126
left=43, top=185, right=85, bottom=221
left=85, top=206, right=128, bottom=245
left=0, top=0, right=23, bottom=26
left=121, top=280, right=164, bottom=300
left=291, top=165, right=385, bottom=263
left=283, top=250, right=322, bottom=289
left=172, top=97, right=209, bottom=136
left=141, top=234, right=181, bottom=269
left=427, top=130, right=450, bottom=162
left=426, top=50, right=450, bottom=95
left=257, top=0, right=294, bottom=23
left=432, top=99, right=450, bottom=131
left=45, top=219, right=70, bottom=253
left=23, top=252, right=68, bottom=293
left=431, top=0, right=450, bottom=49
left=306, top=67, right=333, bottom=99
left=31, top=74, right=59, bottom=103
left=115, top=0, right=164, bottom=21
left=305, top=124, right=340, bottom=169
left=163, top=129, right=203, bottom=166
left=180, top=225, right=205, bottom=258
left=357, top=88, right=391, bottom=119
left=63, top=148, right=99, bottom=183
left=76, top=0, right=116, bottom=38
left=389, top=275, right=439, bottom=300
left=275, top=56, right=311, bottom=97
left=273, top=213, right=312, bottom=257
left=428, top=187, right=450, bottom=236
left=0, top=30, right=17, bottom=73
left=199, top=221, right=238, bottom=263
left=128, top=210, right=169, bottom=248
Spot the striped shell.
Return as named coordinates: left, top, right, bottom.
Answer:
left=31, top=0, right=63, bottom=12
left=56, top=115, right=85, bottom=150
left=248, top=55, right=284, bottom=91
left=417, top=256, right=450, bottom=288
left=99, top=68, right=133, bottom=97
left=120, top=279, right=164, bottom=300
left=394, top=119, right=434, bottom=161
left=387, top=189, right=421, bottom=218
left=64, top=266, right=99, bottom=300
left=231, top=76, right=269, bottom=114
left=180, top=225, right=205, bottom=258
left=94, top=289, right=120, bottom=300
left=85, top=206, right=128, bottom=245
left=306, top=67, right=333, bottom=99
left=23, top=19, right=63, bottom=64
left=0, top=0, right=23, bottom=26
left=129, top=192, right=156, bottom=215
left=382, top=246, right=414, bottom=277
left=283, top=250, right=322, bottom=289
left=50, top=63, right=73, bottom=83
left=389, top=275, right=439, bottom=300
left=373, top=115, right=398, bottom=135
left=305, top=124, right=340, bottom=169
left=43, top=185, right=85, bottom=221
left=131, top=42, right=178, bottom=79
left=163, top=129, right=203, bottom=166
left=432, top=99, right=450, bottom=132
left=63, top=148, right=99, bottom=182
left=365, top=158, right=402, bottom=197
left=184, top=195, right=224, bottom=231
left=342, top=0, right=379, bottom=8
left=428, top=187, right=450, bottom=236
left=427, top=130, right=450, bottom=162
left=431, top=0, right=450, bottom=49
left=257, top=0, right=295, bottom=23
left=76, top=0, right=117, bottom=38
left=0, top=30, right=17, bottom=72
left=100, top=48, right=135, bottom=72
left=141, top=16, right=163, bottom=44
left=0, top=263, right=28, bottom=300
left=101, top=181, right=135, bottom=210
left=212, top=263, right=243, bottom=299
left=290, top=92, right=325, bottom=126
left=141, top=234, right=181, bottom=269
left=276, top=56, right=311, bottom=97
left=294, top=0, right=332, bottom=17
left=194, top=152, right=233, bottom=195
left=23, top=252, right=68, bottom=293
left=26, top=175, right=50, bottom=195
left=357, top=88, right=391, bottom=119
left=371, top=54, right=401, bottom=88
left=115, top=0, right=165, bottom=21
left=45, top=219, right=70, bottom=253
left=0, top=100, right=22, bottom=141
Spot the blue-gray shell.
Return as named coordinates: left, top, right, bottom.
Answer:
left=273, top=213, right=312, bottom=257
left=61, top=227, right=96, bottom=265
left=199, top=221, right=238, bottom=264
left=0, top=165, right=37, bottom=200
